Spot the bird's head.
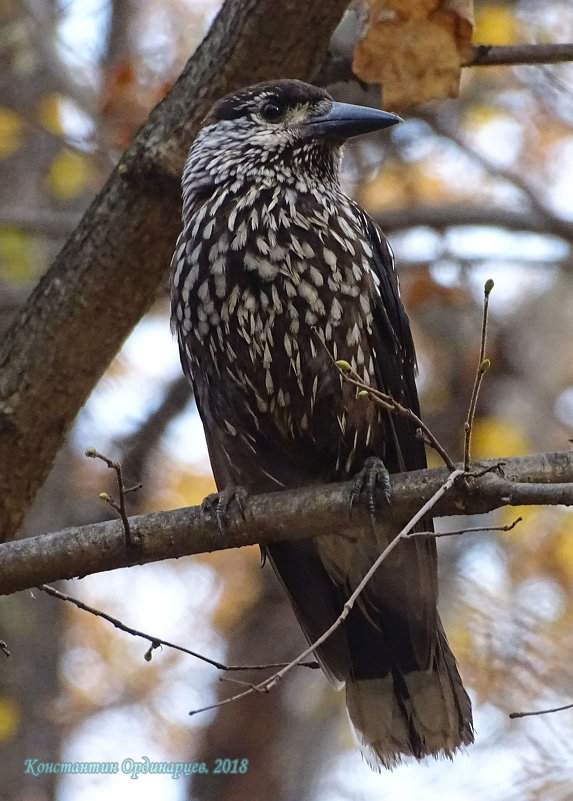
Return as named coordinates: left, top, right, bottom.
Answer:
left=182, top=80, right=401, bottom=205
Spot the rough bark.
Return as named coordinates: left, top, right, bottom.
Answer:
left=1, top=449, right=572, bottom=596
left=0, top=0, right=350, bottom=541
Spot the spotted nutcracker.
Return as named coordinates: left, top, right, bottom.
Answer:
left=170, top=79, right=473, bottom=768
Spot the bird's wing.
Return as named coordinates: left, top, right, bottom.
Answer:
left=353, top=206, right=439, bottom=670
left=352, top=205, right=424, bottom=471
left=188, top=353, right=353, bottom=685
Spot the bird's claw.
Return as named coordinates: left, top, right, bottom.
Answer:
left=201, top=487, right=249, bottom=535
left=349, top=457, right=391, bottom=528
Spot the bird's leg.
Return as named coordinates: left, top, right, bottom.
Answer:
left=349, top=457, right=391, bottom=530
left=201, top=487, right=249, bottom=536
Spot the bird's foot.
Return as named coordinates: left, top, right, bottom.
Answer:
left=201, top=487, right=249, bottom=535
left=349, top=457, right=391, bottom=530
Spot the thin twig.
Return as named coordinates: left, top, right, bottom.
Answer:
left=39, top=584, right=318, bottom=671
left=467, top=462, right=506, bottom=479
left=509, top=702, right=573, bottom=720
left=464, top=280, right=494, bottom=471
left=188, top=469, right=464, bottom=717
left=409, top=516, right=522, bottom=538
left=85, top=448, right=142, bottom=545
left=313, top=331, right=454, bottom=469
left=335, top=362, right=456, bottom=471
left=219, top=676, right=270, bottom=689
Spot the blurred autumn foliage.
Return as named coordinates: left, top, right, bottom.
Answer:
left=2, top=1, right=573, bottom=800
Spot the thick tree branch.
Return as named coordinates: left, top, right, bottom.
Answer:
left=1, top=449, right=572, bottom=596
left=0, top=0, right=350, bottom=541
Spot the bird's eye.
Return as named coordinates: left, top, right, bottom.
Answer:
left=260, top=101, right=285, bottom=122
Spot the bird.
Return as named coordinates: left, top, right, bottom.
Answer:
left=170, top=78, right=473, bottom=768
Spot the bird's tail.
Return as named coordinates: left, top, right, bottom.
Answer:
left=345, top=620, right=473, bottom=769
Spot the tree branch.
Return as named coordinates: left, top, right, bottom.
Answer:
left=315, top=44, right=573, bottom=93
left=39, top=583, right=318, bottom=672
left=509, top=701, right=573, bottom=720
left=466, top=43, right=573, bottom=68
left=373, top=205, right=573, bottom=246
left=1, top=449, right=572, bottom=596
left=0, top=0, right=351, bottom=542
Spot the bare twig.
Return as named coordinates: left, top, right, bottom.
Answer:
left=464, top=279, right=494, bottom=471
left=188, top=469, right=464, bottom=717
left=466, top=43, right=573, bottom=68
left=219, top=676, right=270, bottom=689
left=85, top=448, right=142, bottom=545
left=39, top=584, right=318, bottom=672
left=509, top=702, right=573, bottom=720
left=334, top=361, right=456, bottom=471
left=409, top=516, right=522, bottom=538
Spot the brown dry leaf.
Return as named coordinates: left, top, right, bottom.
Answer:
left=353, top=0, right=474, bottom=109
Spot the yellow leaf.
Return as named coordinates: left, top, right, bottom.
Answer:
left=209, top=548, right=262, bottom=632
left=44, top=149, right=93, bottom=200
left=353, top=0, right=475, bottom=109
left=471, top=417, right=530, bottom=459
left=464, top=103, right=502, bottom=127
left=0, top=107, right=24, bottom=158
left=0, top=227, right=34, bottom=282
left=169, top=470, right=216, bottom=509
left=0, top=695, right=20, bottom=742
left=448, top=624, right=473, bottom=660
left=37, top=92, right=64, bottom=135
left=551, top=515, right=573, bottom=579
left=473, top=5, right=520, bottom=46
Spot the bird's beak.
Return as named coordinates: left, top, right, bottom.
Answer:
left=304, top=102, right=402, bottom=140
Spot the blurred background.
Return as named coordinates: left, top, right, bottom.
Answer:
left=2, top=0, right=573, bottom=799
